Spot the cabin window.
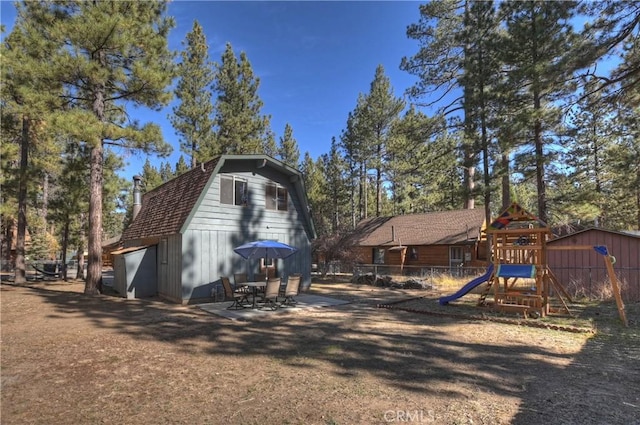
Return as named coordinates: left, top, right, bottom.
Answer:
left=265, top=183, right=288, bottom=211
left=373, top=248, right=385, bottom=264
left=220, top=176, right=248, bottom=206
left=450, top=246, right=464, bottom=267
left=409, top=247, right=418, bottom=260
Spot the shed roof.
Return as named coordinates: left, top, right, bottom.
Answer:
left=548, top=227, right=640, bottom=244
left=351, top=209, right=485, bottom=247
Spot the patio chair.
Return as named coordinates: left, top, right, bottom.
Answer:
left=280, top=274, right=301, bottom=307
left=259, top=277, right=281, bottom=310
left=233, top=273, right=251, bottom=294
left=221, top=276, right=250, bottom=310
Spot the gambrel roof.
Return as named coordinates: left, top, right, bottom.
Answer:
left=351, top=209, right=486, bottom=247
left=122, top=155, right=315, bottom=241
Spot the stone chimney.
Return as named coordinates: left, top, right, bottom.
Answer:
left=132, top=175, right=142, bottom=220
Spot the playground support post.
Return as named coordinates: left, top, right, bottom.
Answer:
left=603, top=254, right=628, bottom=327
left=547, top=244, right=628, bottom=327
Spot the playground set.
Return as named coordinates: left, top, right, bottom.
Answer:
left=440, top=203, right=628, bottom=326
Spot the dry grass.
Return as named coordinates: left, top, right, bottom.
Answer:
left=2, top=278, right=639, bottom=425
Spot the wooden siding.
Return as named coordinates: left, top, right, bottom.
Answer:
left=355, top=243, right=481, bottom=268
left=547, top=229, right=640, bottom=301
left=188, top=164, right=312, bottom=239
left=181, top=229, right=311, bottom=302
left=182, top=164, right=313, bottom=302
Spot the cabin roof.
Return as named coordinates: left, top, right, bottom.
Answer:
left=351, top=209, right=486, bottom=247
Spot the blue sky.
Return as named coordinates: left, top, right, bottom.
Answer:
left=1, top=1, right=424, bottom=181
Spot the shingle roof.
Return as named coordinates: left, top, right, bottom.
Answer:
left=351, top=209, right=486, bottom=246
left=122, top=158, right=220, bottom=241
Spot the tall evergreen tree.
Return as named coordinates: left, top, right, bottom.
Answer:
left=605, top=102, right=640, bottom=229
left=402, top=0, right=501, bottom=219
left=213, top=43, right=271, bottom=154
left=301, top=153, right=329, bottom=235
left=175, top=155, right=190, bottom=176
left=14, top=1, right=176, bottom=294
left=141, top=159, right=164, bottom=192
left=1, top=6, right=62, bottom=283
left=264, top=129, right=278, bottom=158
left=171, top=20, right=216, bottom=168
left=48, top=143, right=89, bottom=280
left=500, top=0, right=579, bottom=224
left=323, top=137, right=349, bottom=233
left=340, top=98, right=370, bottom=225
left=359, top=65, right=405, bottom=217
left=578, top=1, right=640, bottom=105
left=278, top=123, right=300, bottom=169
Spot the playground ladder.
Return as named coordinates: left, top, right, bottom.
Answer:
left=477, top=277, right=494, bottom=306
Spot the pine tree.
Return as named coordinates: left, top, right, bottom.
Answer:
left=17, top=1, right=176, bottom=294
left=401, top=0, right=502, bottom=218
left=48, top=143, right=90, bottom=280
left=278, top=123, right=300, bottom=169
left=500, top=0, right=579, bottom=224
left=323, top=137, right=349, bottom=233
left=175, top=155, right=190, bottom=176
left=264, top=129, right=278, bottom=158
left=578, top=1, right=640, bottom=105
left=340, top=99, right=370, bottom=225
left=171, top=20, right=216, bottom=168
left=1, top=5, right=62, bottom=283
left=158, top=161, right=174, bottom=183
left=141, top=159, right=164, bottom=192
left=301, top=153, right=329, bottom=235
left=358, top=65, right=405, bottom=217
left=213, top=43, right=270, bottom=154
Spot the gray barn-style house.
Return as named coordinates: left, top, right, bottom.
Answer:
left=113, top=154, right=316, bottom=304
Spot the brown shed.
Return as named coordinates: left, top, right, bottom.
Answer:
left=350, top=209, right=487, bottom=269
left=547, top=228, right=640, bottom=302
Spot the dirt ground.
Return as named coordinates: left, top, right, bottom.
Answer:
left=1, top=278, right=639, bottom=425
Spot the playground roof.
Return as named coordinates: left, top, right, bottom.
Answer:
left=487, top=202, right=548, bottom=231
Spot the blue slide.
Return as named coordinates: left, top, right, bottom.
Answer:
left=439, top=264, right=494, bottom=305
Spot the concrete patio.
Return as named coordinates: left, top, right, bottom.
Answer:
left=197, top=293, right=350, bottom=320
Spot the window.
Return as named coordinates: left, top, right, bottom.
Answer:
left=265, top=183, right=288, bottom=211
left=409, top=247, right=418, bottom=260
left=220, top=176, right=248, bottom=206
left=450, top=246, right=463, bottom=267
left=373, top=248, right=385, bottom=264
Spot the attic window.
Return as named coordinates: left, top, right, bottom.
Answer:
left=265, top=183, right=288, bottom=211
left=220, top=176, right=248, bottom=206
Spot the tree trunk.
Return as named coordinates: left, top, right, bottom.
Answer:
left=85, top=55, right=107, bottom=294
left=42, top=172, right=49, bottom=222
left=637, top=167, right=640, bottom=230
left=61, top=219, right=69, bottom=281
left=501, top=153, right=511, bottom=210
left=15, top=116, right=29, bottom=285
left=463, top=161, right=475, bottom=210
left=76, top=217, right=85, bottom=280
left=85, top=143, right=103, bottom=294
left=530, top=6, right=547, bottom=225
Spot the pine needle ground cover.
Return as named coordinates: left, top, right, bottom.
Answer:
left=1, top=280, right=638, bottom=425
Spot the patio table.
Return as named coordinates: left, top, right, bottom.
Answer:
left=243, top=281, right=267, bottom=308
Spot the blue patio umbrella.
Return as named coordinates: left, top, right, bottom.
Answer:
left=233, top=240, right=298, bottom=280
